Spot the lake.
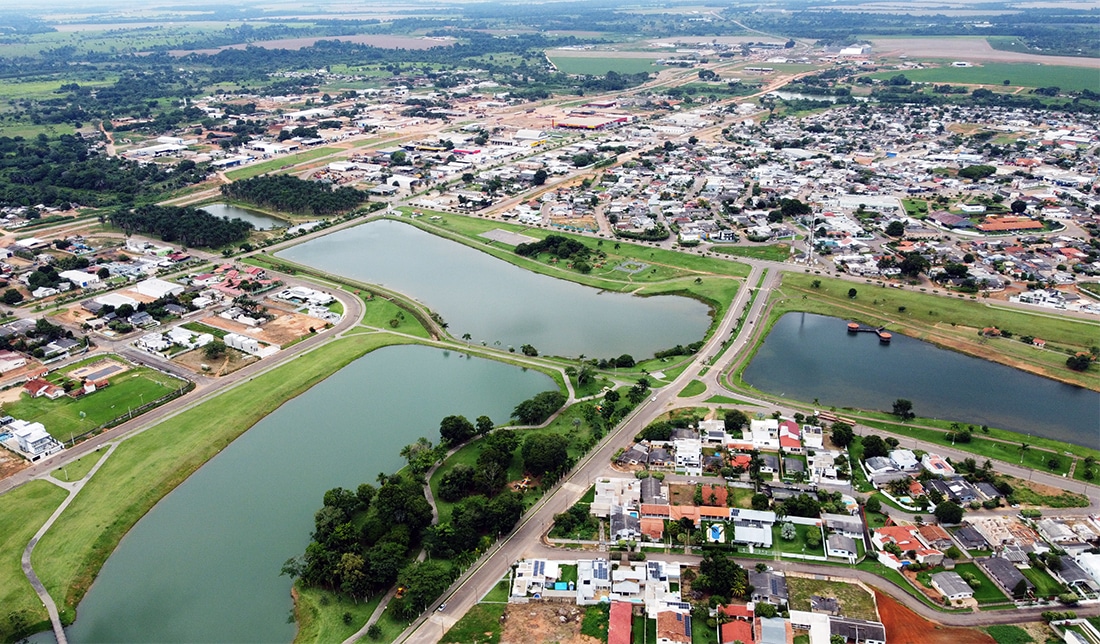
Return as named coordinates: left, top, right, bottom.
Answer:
left=62, top=345, right=554, bottom=643
left=276, top=219, right=713, bottom=359
left=743, top=312, right=1099, bottom=448
left=200, top=203, right=288, bottom=230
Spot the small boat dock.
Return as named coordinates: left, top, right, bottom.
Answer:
left=847, top=322, right=892, bottom=343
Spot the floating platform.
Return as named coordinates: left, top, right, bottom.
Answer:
left=847, top=322, right=891, bottom=343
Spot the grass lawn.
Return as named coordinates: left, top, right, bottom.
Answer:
left=181, top=321, right=229, bottom=338
left=1020, top=565, right=1065, bottom=597
left=581, top=604, right=609, bottom=641
left=984, top=624, right=1034, bottom=643
left=634, top=615, right=657, bottom=644
left=771, top=522, right=824, bottom=555
left=50, top=448, right=106, bottom=483
left=1004, top=476, right=1089, bottom=508
left=548, top=55, right=659, bottom=75
left=482, top=578, right=510, bottom=603
left=727, top=486, right=755, bottom=509
left=865, top=62, right=1099, bottom=92
left=787, top=576, right=878, bottom=621
left=4, top=364, right=186, bottom=441
left=952, top=562, right=1007, bottom=603
left=710, top=243, right=791, bottom=262
left=678, top=380, right=707, bottom=398
left=0, top=480, right=69, bottom=642
left=441, top=603, right=506, bottom=644
left=293, top=585, right=382, bottom=643
left=29, top=332, right=415, bottom=625
left=356, top=292, right=431, bottom=338
left=225, top=147, right=342, bottom=181
left=703, top=395, right=756, bottom=405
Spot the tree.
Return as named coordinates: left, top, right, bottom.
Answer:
left=751, top=493, right=770, bottom=511
left=203, top=340, right=227, bottom=359
left=475, top=415, right=494, bottom=436
left=2, top=289, right=24, bottom=305
left=439, top=415, right=475, bottom=446
left=885, top=221, right=905, bottom=237
left=865, top=496, right=882, bottom=514
left=393, top=560, right=453, bottom=619
left=1011, top=200, right=1028, bottom=214
left=848, top=288, right=857, bottom=299
left=934, top=501, right=964, bottom=525
left=724, top=409, right=749, bottom=434
left=861, top=435, right=889, bottom=459
left=892, top=398, right=915, bottom=420
left=520, top=344, right=538, bottom=357
left=532, top=169, right=548, bottom=185
left=511, top=391, right=566, bottom=425
left=830, top=422, right=854, bottom=448
left=521, top=433, right=569, bottom=477
left=780, top=522, right=797, bottom=540
left=1066, top=354, right=1091, bottom=372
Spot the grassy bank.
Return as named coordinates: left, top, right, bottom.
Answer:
left=293, top=585, right=382, bottom=643
left=29, top=332, right=415, bottom=625
left=0, top=480, right=69, bottom=642
left=761, top=272, right=1099, bottom=390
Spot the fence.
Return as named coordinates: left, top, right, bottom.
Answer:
left=68, top=381, right=196, bottom=446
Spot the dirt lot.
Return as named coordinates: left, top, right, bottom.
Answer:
left=501, top=604, right=600, bottom=644
left=0, top=449, right=29, bottom=478
left=173, top=346, right=258, bottom=377
left=199, top=311, right=323, bottom=347
left=874, top=590, right=994, bottom=644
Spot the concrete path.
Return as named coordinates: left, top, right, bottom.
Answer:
left=21, top=442, right=118, bottom=644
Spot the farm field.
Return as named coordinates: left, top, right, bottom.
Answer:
left=866, top=62, right=1100, bottom=91
left=548, top=54, right=660, bottom=76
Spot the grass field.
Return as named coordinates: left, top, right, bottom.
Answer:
left=225, top=147, right=342, bottom=181
left=865, top=63, right=1099, bottom=91
left=678, top=379, right=706, bottom=397
left=710, top=243, right=792, bottom=262
left=293, top=585, right=382, bottom=643
left=3, top=362, right=186, bottom=441
left=441, top=603, right=506, bottom=643
left=548, top=55, right=659, bottom=76
left=28, top=332, right=414, bottom=626
left=0, top=480, right=69, bottom=642
left=356, top=292, right=431, bottom=338
left=50, top=448, right=105, bottom=483
left=983, top=624, right=1033, bottom=643
left=787, top=576, right=878, bottom=621
left=948, top=562, right=1007, bottom=603
left=1020, top=565, right=1066, bottom=597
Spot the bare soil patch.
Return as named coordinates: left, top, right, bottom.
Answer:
left=173, top=346, right=258, bottom=376
left=199, top=312, right=322, bottom=347
left=874, top=590, right=994, bottom=644
left=0, top=449, right=29, bottom=479
left=501, top=604, right=600, bottom=644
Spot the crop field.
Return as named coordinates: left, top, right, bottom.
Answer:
left=548, top=55, right=660, bottom=76
left=866, top=63, right=1099, bottom=91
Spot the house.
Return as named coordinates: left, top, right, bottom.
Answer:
left=593, top=478, right=642, bottom=517
left=577, top=559, right=612, bottom=604
left=749, top=570, right=788, bottom=606
left=10, top=419, right=58, bottom=457
left=0, top=350, right=27, bottom=373
left=801, top=425, right=824, bottom=450
left=827, top=534, right=859, bottom=560
left=656, top=610, right=692, bottom=644
left=921, top=453, right=956, bottom=476
left=917, top=524, right=955, bottom=551
left=719, top=607, right=755, bottom=644
left=610, top=506, right=641, bottom=540
left=731, top=509, right=776, bottom=548
left=134, top=277, right=184, bottom=299
left=778, top=420, right=802, bottom=453
left=511, top=559, right=560, bottom=597
left=610, top=602, right=633, bottom=644
left=749, top=418, right=779, bottom=450
left=829, top=617, right=886, bottom=644
left=822, top=513, right=864, bottom=539
left=888, top=449, right=920, bottom=471
left=58, top=269, right=100, bottom=289
left=978, top=557, right=1033, bottom=597
left=954, top=524, right=989, bottom=551
left=930, top=571, right=973, bottom=601
left=756, top=617, right=788, bottom=644
left=641, top=477, right=667, bottom=505
left=759, top=454, right=779, bottom=475
left=783, top=457, right=806, bottom=478
left=674, top=438, right=702, bottom=475
left=23, top=378, right=64, bottom=399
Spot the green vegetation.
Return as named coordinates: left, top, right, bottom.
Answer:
left=4, top=363, right=186, bottom=441
left=678, top=380, right=706, bottom=398
left=950, top=563, right=1007, bottom=603
left=984, top=624, right=1033, bottom=643
left=225, top=147, right=341, bottom=181
left=0, top=480, right=69, bottom=642
left=293, top=585, right=382, bottom=644
left=50, top=449, right=105, bottom=482
left=111, top=205, right=253, bottom=248
left=1004, top=477, right=1089, bottom=508
left=29, top=332, right=415, bottom=626
left=710, top=243, right=791, bottom=262
left=1020, top=565, right=1065, bottom=596
left=548, top=55, right=658, bottom=76
left=786, top=577, right=878, bottom=621
left=581, top=604, right=610, bottom=641
left=867, top=63, right=1099, bottom=92
left=440, top=603, right=506, bottom=643
left=357, top=293, right=431, bottom=338
left=181, top=322, right=229, bottom=338
left=222, top=174, right=369, bottom=216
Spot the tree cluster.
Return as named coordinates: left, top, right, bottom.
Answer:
left=220, top=174, right=368, bottom=216
left=514, top=234, right=591, bottom=262
left=511, top=390, right=566, bottom=425
left=111, top=205, right=253, bottom=248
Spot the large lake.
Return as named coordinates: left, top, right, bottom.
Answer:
left=200, top=203, right=288, bottom=230
left=743, top=312, right=1100, bottom=447
left=62, top=345, right=554, bottom=643
left=276, top=219, right=713, bottom=358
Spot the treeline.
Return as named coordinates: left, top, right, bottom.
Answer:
left=111, top=205, right=253, bottom=248
left=220, top=175, right=368, bottom=216
left=870, top=86, right=1100, bottom=115
left=0, top=135, right=208, bottom=208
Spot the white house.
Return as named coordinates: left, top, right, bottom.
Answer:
left=931, top=571, right=974, bottom=601
left=0, top=350, right=27, bottom=373
left=10, top=419, right=60, bottom=457
left=135, top=277, right=184, bottom=299
left=827, top=534, right=859, bottom=561
left=674, top=438, right=702, bottom=476
left=889, top=449, right=920, bottom=471
left=749, top=418, right=780, bottom=450
left=58, top=270, right=100, bottom=289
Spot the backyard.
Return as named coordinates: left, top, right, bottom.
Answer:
left=787, top=576, right=879, bottom=621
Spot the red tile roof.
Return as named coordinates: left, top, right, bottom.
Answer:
left=721, top=619, right=754, bottom=644
left=610, top=602, right=633, bottom=644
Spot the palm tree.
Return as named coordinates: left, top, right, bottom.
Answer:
left=1019, top=442, right=1030, bottom=463
left=462, top=333, right=471, bottom=343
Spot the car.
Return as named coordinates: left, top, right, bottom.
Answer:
left=437, top=603, right=447, bottom=612
left=651, top=397, right=657, bottom=402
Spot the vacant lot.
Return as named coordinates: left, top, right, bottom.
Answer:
left=866, top=62, right=1099, bottom=91
left=548, top=54, right=660, bottom=76
left=787, top=576, right=878, bottom=621
left=875, top=590, right=994, bottom=644
left=501, top=603, right=599, bottom=644
left=869, top=37, right=1100, bottom=67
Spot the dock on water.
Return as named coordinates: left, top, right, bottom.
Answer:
left=847, top=322, right=892, bottom=343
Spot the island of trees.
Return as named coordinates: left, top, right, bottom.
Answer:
left=110, top=204, right=253, bottom=248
